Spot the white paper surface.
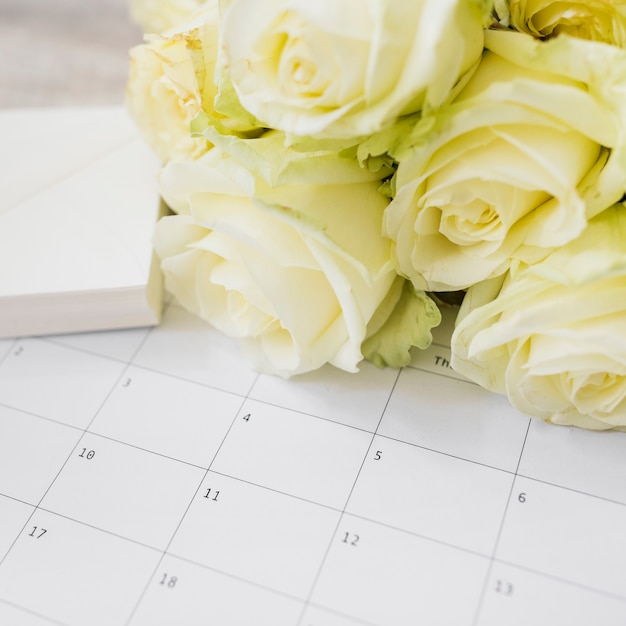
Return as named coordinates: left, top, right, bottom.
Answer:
left=0, top=305, right=625, bottom=625
left=0, top=107, right=163, bottom=338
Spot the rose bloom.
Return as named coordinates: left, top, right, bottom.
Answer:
left=451, top=204, right=626, bottom=430
left=130, top=0, right=210, bottom=34
left=218, top=0, right=486, bottom=139
left=385, top=29, right=626, bottom=292
left=125, top=6, right=219, bottom=163
left=495, top=0, right=626, bottom=47
left=153, top=143, right=400, bottom=376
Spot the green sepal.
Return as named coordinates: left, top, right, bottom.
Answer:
left=362, top=277, right=442, bottom=368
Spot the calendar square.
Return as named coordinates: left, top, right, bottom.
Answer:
left=0, top=496, right=34, bottom=561
left=497, top=476, right=626, bottom=598
left=0, top=338, right=125, bottom=429
left=0, top=406, right=81, bottom=504
left=49, top=326, right=151, bottom=363
left=211, top=400, right=372, bottom=509
left=518, top=420, right=626, bottom=504
left=379, top=367, right=530, bottom=472
left=250, top=361, right=398, bottom=432
left=346, top=435, right=512, bottom=555
left=130, top=555, right=303, bottom=626
left=0, top=509, right=160, bottom=626
left=133, top=305, right=257, bottom=396
left=91, top=365, right=241, bottom=468
left=478, top=562, right=626, bottom=626
left=169, top=472, right=341, bottom=598
left=311, top=515, right=488, bottom=626
left=40, top=433, right=205, bottom=549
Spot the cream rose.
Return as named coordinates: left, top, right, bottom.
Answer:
left=451, top=204, right=626, bottom=430
left=129, top=0, right=211, bottom=34
left=385, top=29, right=626, bottom=292
left=217, top=0, right=486, bottom=139
left=125, top=6, right=219, bottom=163
left=495, top=0, right=626, bottom=47
left=153, top=142, right=403, bottom=376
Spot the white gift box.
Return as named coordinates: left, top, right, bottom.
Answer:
left=0, top=106, right=163, bottom=338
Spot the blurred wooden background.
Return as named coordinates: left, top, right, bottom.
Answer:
left=0, top=0, right=143, bottom=107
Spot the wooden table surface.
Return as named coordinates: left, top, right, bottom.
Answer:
left=0, top=0, right=143, bottom=108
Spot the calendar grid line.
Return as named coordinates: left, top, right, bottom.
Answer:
left=305, top=600, right=383, bottom=626
left=0, top=492, right=36, bottom=512
left=38, top=330, right=256, bottom=404
left=206, top=469, right=343, bottom=512
left=515, top=473, right=626, bottom=509
left=162, top=552, right=309, bottom=604
left=0, top=401, right=90, bottom=433
left=295, top=368, right=403, bottom=626
left=124, top=372, right=261, bottom=625
left=14, top=506, right=164, bottom=553
left=343, top=511, right=492, bottom=561
left=236, top=396, right=379, bottom=435
left=41, top=335, right=148, bottom=364
left=85, top=430, right=209, bottom=471
left=376, top=432, right=518, bottom=476
left=0, top=597, right=70, bottom=626
left=494, top=557, right=626, bottom=604
left=471, top=418, right=532, bottom=626
left=127, top=361, right=252, bottom=398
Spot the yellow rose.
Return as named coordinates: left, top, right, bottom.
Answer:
left=129, top=0, right=210, bottom=34
left=495, top=0, right=626, bottom=46
left=451, top=204, right=626, bottom=430
left=218, top=0, right=486, bottom=139
left=153, top=143, right=401, bottom=376
left=125, top=7, right=219, bottom=163
left=385, top=30, right=626, bottom=291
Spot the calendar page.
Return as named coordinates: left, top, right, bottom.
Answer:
left=0, top=303, right=625, bottom=625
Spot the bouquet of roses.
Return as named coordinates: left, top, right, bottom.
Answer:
left=126, top=0, right=626, bottom=431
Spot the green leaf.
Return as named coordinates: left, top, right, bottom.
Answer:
left=362, top=277, right=441, bottom=368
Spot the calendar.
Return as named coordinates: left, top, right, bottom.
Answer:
left=1, top=303, right=626, bottom=625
